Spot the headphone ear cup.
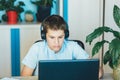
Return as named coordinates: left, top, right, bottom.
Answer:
left=65, top=29, right=69, bottom=38
left=41, top=30, right=46, bottom=39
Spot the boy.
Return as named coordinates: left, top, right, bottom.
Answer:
left=21, top=15, right=89, bottom=76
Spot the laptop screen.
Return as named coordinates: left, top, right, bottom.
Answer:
left=38, top=59, right=99, bottom=80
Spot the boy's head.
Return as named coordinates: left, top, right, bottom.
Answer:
left=41, top=15, right=69, bottom=39
left=41, top=15, right=69, bottom=53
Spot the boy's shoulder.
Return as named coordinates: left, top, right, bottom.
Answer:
left=33, top=40, right=46, bottom=47
left=65, top=40, right=77, bottom=45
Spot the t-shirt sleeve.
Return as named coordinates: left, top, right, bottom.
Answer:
left=72, top=42, right=89, bottom=59
left=22, top=44, right=38, bottom=69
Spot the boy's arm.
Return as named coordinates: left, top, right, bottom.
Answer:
left=21, top=65, right=34, bottom=76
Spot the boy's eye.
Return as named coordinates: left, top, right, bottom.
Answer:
left=59, top=36, right=64, bottom=39
left=49, top=35, right=64, bottom=39
left=50, top=37, right=54, bottom=39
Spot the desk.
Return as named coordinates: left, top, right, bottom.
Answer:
left=9, top=73, right=114, bottom=80
left=100, top=73, right=113, bottom=80
left=1, top=73, right=113, bottom=80
left=13, top=76, right=37, bottom=80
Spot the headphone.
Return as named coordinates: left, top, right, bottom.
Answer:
left=40, top=25, right=69, bottom=40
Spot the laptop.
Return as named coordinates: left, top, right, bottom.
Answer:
left=38, top=59, right=99, bottom=80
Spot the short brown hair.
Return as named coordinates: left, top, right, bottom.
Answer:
left=41, top=15, right=68, bottom=33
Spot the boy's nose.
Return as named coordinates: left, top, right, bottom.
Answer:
left=55, top=38, right=59, bottom=44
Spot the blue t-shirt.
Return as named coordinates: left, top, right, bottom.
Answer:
left=22, top=40, right=89, bottom=75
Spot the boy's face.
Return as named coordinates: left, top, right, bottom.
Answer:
left=46, top=29, right=65, bottom=53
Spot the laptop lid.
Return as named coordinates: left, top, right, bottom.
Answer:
left=38, top=59, right=99, bottom=80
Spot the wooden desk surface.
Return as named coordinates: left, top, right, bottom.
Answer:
left=1, top=73, right=113, bottom=80
left=13, top=76, right=38, bottom=80
left=100, top=73, right=113, bottom=80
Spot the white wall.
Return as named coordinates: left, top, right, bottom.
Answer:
left=68, top=0, right=103, bottom=57
left=0, top=27, right=11, bottom=77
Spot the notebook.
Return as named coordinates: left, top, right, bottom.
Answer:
left=38, top=59, right=99, bottom=80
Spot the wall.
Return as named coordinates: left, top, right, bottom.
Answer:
left=0, top=27, right=11, bottom=77
left=67, top=0, right=103, bottom=58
